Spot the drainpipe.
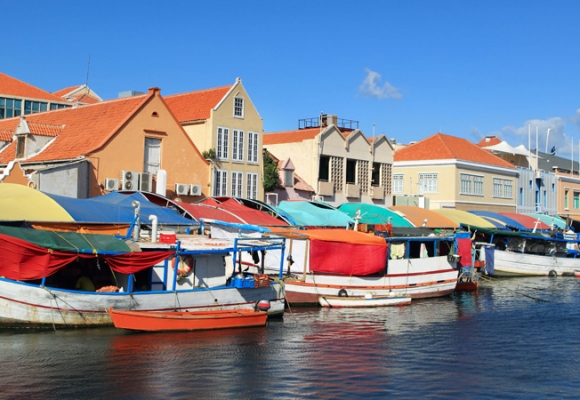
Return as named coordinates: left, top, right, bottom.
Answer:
left=149, top=214, right=158, bottom=243
left=132, top=200, right=141, bottom=241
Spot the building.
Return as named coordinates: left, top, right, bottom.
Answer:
left=0, top=72, right=72, bottom=119
left=262, top=114, right=393, bottom=207
left=263, top=151, right=315, bottom=205
left=0, top=88, right=209, bottom=199
left=165, top=78, right=264, bottom=200
left=393, top=133, right=517, bottom=212
left=53, top=85, right=102, bottom=105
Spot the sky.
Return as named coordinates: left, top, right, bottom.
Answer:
left=5, top=1, right=580, bottom=157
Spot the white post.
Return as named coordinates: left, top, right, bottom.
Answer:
left=546, top=128, right=551, bottom=153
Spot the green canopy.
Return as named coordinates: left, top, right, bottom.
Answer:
left=338, top=203, right=413, bottom=227
left=0, top=225, right=132, bottom=254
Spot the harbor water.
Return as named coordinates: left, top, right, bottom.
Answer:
left=1, top=277, right=579, bottom=399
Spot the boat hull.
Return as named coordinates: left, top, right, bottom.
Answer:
left=108, top=308, right=267, bottom=331
left=0, top=279, right=285, bottom=328
left=285, top=256, right=458, bottom=306
left=318, top=295, right=411, bottom=308
left=492, top=250, right=580, bottom=277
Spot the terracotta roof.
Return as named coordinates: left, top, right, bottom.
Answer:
left=164, top=85, right=231, bottom=123
left=0, top=92, right=151, bottom=164
left=27, top=122, right=64, bottom=137
left=54, top=85, right=102, bottom=104
left=0, top=72, right=69, bottom=103
left=263, top=128, right=322, bottom=145
left=0, top=129, right=12, bottom=142
left=394, top=133, right=515, bottom=168
left=52, top=86, right=79, bottom=97
left=71, top=93, right=101, bottom=104
left=477, top=136, right=502, bottom=147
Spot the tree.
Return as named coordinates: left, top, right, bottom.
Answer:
left=262, top=149, right=280, bottom=192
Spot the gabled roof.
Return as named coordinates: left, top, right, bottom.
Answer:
left=0, top=129, right=12, bottom=142
left=0, top=91, right=153, bottom=164
left=53, top=85, right=102, bottom=104
left=263, top=127, right=321, bottom=145
left=477, top=136, right=502, bottom=147
left=0, top=72, right=68, bottom=103
left=164, top=85, right=231, bottom=123
left=27, top=121, right=64, bottom=137
left=394, top=133, right=515, bottom=168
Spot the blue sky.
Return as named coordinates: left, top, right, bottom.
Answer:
left=5, top=1, right=580, bottom=157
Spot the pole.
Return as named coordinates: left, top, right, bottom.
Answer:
left=546, top=128, right=551, bottom=153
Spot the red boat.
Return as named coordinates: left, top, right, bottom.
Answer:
left=108, top=308, right=268, bottom=332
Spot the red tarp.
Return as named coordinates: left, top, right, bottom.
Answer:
left=498, top=212, right=551, bottom=230
left=302, top=229, right=387, bottom=276
left=177, top=202, right=246, bottom=224
left=456, top=237, right=473, bottom=268
left=201, top=198, right=288, bottom=226
left=0, top=234, right=173, bottom=280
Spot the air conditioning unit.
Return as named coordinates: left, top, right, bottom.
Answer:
left=140, top=172, right=153, bottom=192
left=189, top=184, right=202, bottom=196
left=175, top=183, right=189, bottom=195
left=312, top=195, right=324, bottom=202
left=120, top=170, right=139, bottom=190
left=104, top=178, right=119, bottom=191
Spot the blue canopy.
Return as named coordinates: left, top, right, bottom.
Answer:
left=338, top=203, right=413, bottom=227
left=277, top=201, right=355, bottom=227
left=45, top=192, right=197, bottom=227
left=468, top=211, right=525, bottom=230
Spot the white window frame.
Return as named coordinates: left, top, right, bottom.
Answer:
left=460, top=173, right=483, bottom=196
left=144, top=137, right=161, bottom=174
left=493, top=177, right=513, bottom=199
left=247, top=172, right=258, bottom=199
left=234, top=97, right=244, bottom=118
left=214, top=170, right=228, bottom=196
left=247, top=131, right=259, bottom=164
left=231, top=171, right=243, bottom=197
left=418, top=173, right=438, bottom=194
left=393, top=174, right=404, bottom=194
left=216, top=127, right=229, bottom=160
left=232, top=130, right=244, bottom=162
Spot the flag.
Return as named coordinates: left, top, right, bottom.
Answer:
left=550, top=145, right=556, bottom=155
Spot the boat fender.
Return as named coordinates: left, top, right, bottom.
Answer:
left=549, top=270, right=557, bottom=278
left=338, top=289, right=348, bottom=297
left=256, top=300, right=271, bottom=312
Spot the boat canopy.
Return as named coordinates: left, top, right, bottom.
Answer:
left=338, top=203, right=413, bottom=227
left=0, top=183, right=74, bottom=222
left=498, top=212, right=550, bottom=230
left=200, top=198, right=289, bottom=226
left=525, top=213, right=566, bottom=230
left=389, top=206, right=459, bottom=229
left=277, top=201, right=355, bottom=227
left=177, top=202, right=246, bottom=224
left=431, top=209, right=496, bottom=229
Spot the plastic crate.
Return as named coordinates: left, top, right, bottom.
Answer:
left=232, top=277, right=255, bottom=288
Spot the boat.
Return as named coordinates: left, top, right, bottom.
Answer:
left=318, top=293, right=411, bottom=308
left=108, top=308, right=268, bottom=331
left=575, top=270, right=580, bottom=278
left=0, top=222, right=287, bottom=328
left=264, top=227, right=459, bottom=306
left=471, top=226, right=580, bottom=277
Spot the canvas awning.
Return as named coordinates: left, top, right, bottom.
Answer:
left=389, top=206, right=459, bottom=229
left=0, top=183, right=74, bottom=222
left=432, top=209, right=496, bottom=229
left=338, top=203, right=414, bottom=227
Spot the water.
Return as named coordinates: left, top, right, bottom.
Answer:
left=1, top=277, right=579, bottom=399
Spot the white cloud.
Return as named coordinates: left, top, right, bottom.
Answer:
left=500, top=117, right=568, bottom=154
left=358, top=68, right=402, bottom=100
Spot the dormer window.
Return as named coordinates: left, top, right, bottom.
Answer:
left=284, top=169, right=293, bottom=187
left=234, top=97, right=244, bottom=118
left=15, top=135, right=25, bottom=158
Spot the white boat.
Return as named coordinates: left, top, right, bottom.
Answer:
left=318, top=293, right=411, bottom=308
left=473, top=227, right=580, bottom=277
left=0, top=225, right=287, bottom=328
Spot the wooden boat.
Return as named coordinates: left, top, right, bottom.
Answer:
left=318, top=293, right=411, bottom=308
left=575, top=270, right=580, bottom=278
left=0, top=223, right=287, bottom=328
left=108, top=308, right=267, bottom=331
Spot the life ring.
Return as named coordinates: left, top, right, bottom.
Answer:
left=338, top=289, right=348, bottom=297
left=176, top=255, right=194, bottom=276
left=549, top=270, right=557, bottom=278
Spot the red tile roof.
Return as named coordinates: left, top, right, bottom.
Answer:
left=53, top=85, right=101, bottom=104
left=477, top=136, right=501, bottom=147
left=263, top=128, right=322, bottom=145
left=394, top=133, right=515, bottom=168
left=27, top=122, right=64, bottom=137
left=0, top=92, right=151, bottom=164
left=0, top=130, right=13, bottom=142
left=0, top=72, right=69, bottom=103
left=164, top=85, right=231, bottom=123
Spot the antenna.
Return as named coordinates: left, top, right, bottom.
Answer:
left=85, top=55, right=91, bottom=87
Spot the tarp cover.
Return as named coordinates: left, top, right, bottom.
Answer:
left=0, top=183, right=74, bottom=222
left=0, top=226, right=173, bottom=280
left=300, top=229, right=387, bottom=275
left=390, top=206, right=459, bottom=229
left=200, top=198, right=288, bottom=226
left=468, top=211, right=526, bottom=230
left=432, top=209, right=496, bottom=229
left=338, top=203, right=413, bottom=227
left=47, top=192, right=196, bottom=226
left=526, top=213, right=566, bottom=230
left=277, top=201, right=355, bottom=227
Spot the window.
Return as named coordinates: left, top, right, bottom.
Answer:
left=575, top=192, right=580, bottom=209
left=214, top=170, right=228, bottom=196
left=24, top=100, right=47, bottom=115
left=565, top=189, right=569, bottom=209
left=144, top=138, right=161, bottom=174
left=234, top=97, right=244, bottom=118
left=371, top=163, right=381, bottom=186
left=232, top=130, right=244, bottom=161
left=552, top=183, right=555, bottom=192
left=393, top=174, right=404, bottom=194
left=544, top=190, right=547, bottom=207
left=216, top=127, right=229, bottom=160
left=418, top=173, right=438, bottom=194
left=15, top=136, right=25, bottom=158
left=49, top=103, right=69, bottom=111
left=474, top=176, right=483, bottom=195
left=247, top=173, right=258, bottom=199
left=346, top=159, right=357, bottom=184
left=0, top=97, right=22, bottom=119
left=319, top=155, right=330, bottom=181
left=284, top=169, right=293, bottom=187
left=519, top=188, right=524, bottom=206
left=493, top=178, right=513, bottom=198
left=460, top=174, right=471, bottom=194
left=460, top=174, right=483, bottom=195
left=231, top=171, right=243, bottom=197
left=247, top=131, right=259, bottom=163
